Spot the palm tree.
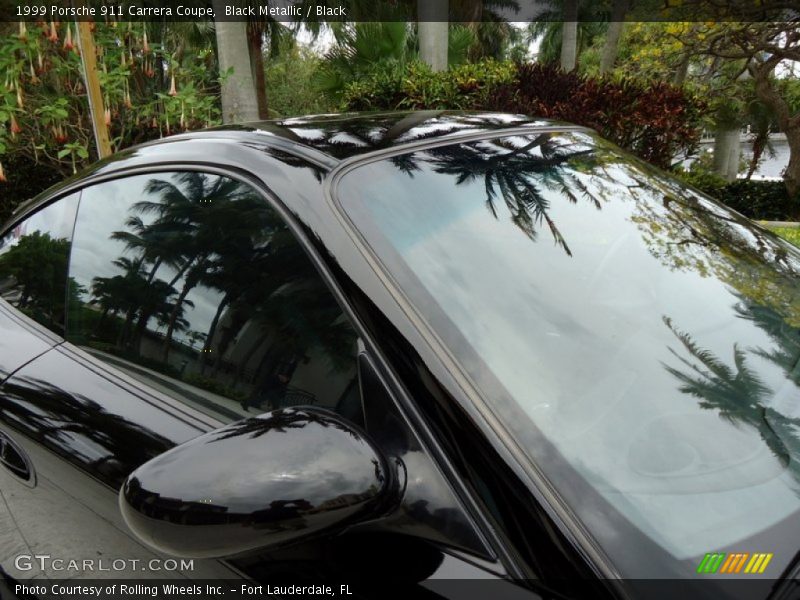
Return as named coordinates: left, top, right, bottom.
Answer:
left=560, top=0, right=578, bottom=71
left=314, top=22, right=413, bottom=97
left=131, top=172, right=273, bottom=362
left=211, top=0, right=259, bottom=123
left=598, top=0, right=630, bottom=75
left=528, top=1, right=605, bottom=71
left=418, top=0, right=449, bottom=72
left=662, top=316, right=800, bottom=482
left=734, top=298, right=800, bottom=386
left=421, top=133, right=601, bottom=255
left=450, top=0, right=521, bottom=61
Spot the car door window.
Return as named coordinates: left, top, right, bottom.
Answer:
left=65, top=172, right=361, bottom=424
left=0, top=193, right=79, bottom=336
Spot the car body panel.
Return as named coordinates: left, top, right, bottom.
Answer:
left=4, top=112, right=736, bottom=597
left=0, top=302, right=56, bottom=383
left=0, top=113, right=576, bottom=596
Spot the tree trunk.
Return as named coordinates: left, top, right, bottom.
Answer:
left=145, top=257, right=163, bottom=286
left=713, top=128, right=740, bottom=182
left=212, top=0, right=260, bottom=123
left=117, top=305, right=137, bottom=348
left=785, top=128, right=800, bottom=200
left=161, top=263, right=204, bottom=363
left=726, top=129, right=741, bottom=181
left=247, top=21, right=269, bottom=120
left=418, top=0, right=449, bottom=72
left=745, top=129, right=769, bottom=180
left=599, top=0, right=627, bottom=75
left=560, top=0, right=579, bottom=72
left=201, top=294, right=231, bottom=374
left=132, top=307, right=156, bottom=354
left=673, top=55, right=690, bottom=85
left=750, top=58, right=800, bottom=199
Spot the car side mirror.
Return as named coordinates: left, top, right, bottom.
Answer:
left=119, top=407, right=395, bottom=558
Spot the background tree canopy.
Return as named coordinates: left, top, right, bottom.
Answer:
left=0, top=12, right=798, bottom=221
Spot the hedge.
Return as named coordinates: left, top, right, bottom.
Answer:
left=679, top=170, right=800, bottom=221
left=344, top=60, right=707, bottom=170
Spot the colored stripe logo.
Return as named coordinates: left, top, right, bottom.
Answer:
left=697, top=552, right=773, bottom=574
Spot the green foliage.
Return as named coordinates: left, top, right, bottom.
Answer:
left=677, top=167, right=800, bottom=221
left=0, top=231, right=69, bottom=327
left=264, top=45, right=338, bottom=117
left=446, top=25, right=477, bottom=67
left=0, top=154, right=62, bottom=223
left=769, top=227, right=800, bottom=248
left=183, top=373, right=246, bottom=401
left=528, top=20, right=608, bottom=67
left=343, top=59, right=516, bottom=111
left=316, top=22, right=481, bottom=98
left=0, top=21, right=222, bottom=206
left=314, top=22, right=413, bottom=97
left=779, top=77, right=800, bottom=115
left=709, top=180, right=799, bottom=221
left=345, top=61, right=706, bottom=170
left=495, top=63, right=706, bottom=168
left=677, top=164, right=729, bottom=192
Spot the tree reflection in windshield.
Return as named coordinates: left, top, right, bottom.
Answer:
left=67, top=172, right=358, bottom=423
left=662, top=315, right=799, bottom=484
left=337, top=129, right=800, bottom=576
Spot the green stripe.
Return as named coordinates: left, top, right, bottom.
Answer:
left=697, top=553, right=726, bottom=574
left=708, top=554, right=726, bottom=573
left=696, top=554, right=713, bottom=574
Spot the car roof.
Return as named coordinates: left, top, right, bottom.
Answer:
left=7, top=111, right=588, bottom=222
left=182, top=110, right=586, bottom=163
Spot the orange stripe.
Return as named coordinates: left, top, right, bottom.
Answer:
left=734, top=553, right=749, bottom=573
left=720, top=554, right=737, bottom=574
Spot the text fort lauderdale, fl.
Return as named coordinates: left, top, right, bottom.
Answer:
left=17, top=583, right=354, bottom=597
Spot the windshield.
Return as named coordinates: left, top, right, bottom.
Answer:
left=336, top=131, right=800, bottom=579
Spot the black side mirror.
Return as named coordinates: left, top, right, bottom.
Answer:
left=119, top=407, right=395, bottom=558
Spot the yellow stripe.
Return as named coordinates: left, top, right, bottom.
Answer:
left=758, top=554, right=773, bottom=574
left=744, top=554, right=761, bottom=574
left=751, top=554, right=768, bottom=573
left=734, top=553, right=749, bottom=573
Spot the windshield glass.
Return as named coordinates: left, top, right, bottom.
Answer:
left=336, top=131, right=800, bottom=578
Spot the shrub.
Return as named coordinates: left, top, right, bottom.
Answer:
left=702, top=179, right=798, bottom=221
left=343, top=60, right=516, bottom=111
left=675, top=164, right=799, bottom=220
left=0, top=22, right=221, bottom=214
left=265, top=46, right=338, bottom=117
left=676, top=166, right=730, bottom=195
left=491, top=63, right=706, bottom=169
left=344, top=61, right=706, bottom=170
left=769, top=226, right=800, bottom=247
left=0, top=154, right=63, bottom=223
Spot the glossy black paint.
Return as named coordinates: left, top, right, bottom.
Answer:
left=0, top=301, right=55, bottom=382
left=120, top=408, right=392, bottom=558
left=0, top=346, right=201, bottom=488
left=0, top=112, right=623, bottom=596
left=352, top=350, right=495, bottom=559
left=0, top=430, right=34, bottom=486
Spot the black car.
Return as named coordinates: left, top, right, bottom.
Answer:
left=0, top=112, right=799, bottom=600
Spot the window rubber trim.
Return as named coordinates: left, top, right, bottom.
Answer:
left=323, top=126, right=624, bottom=588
